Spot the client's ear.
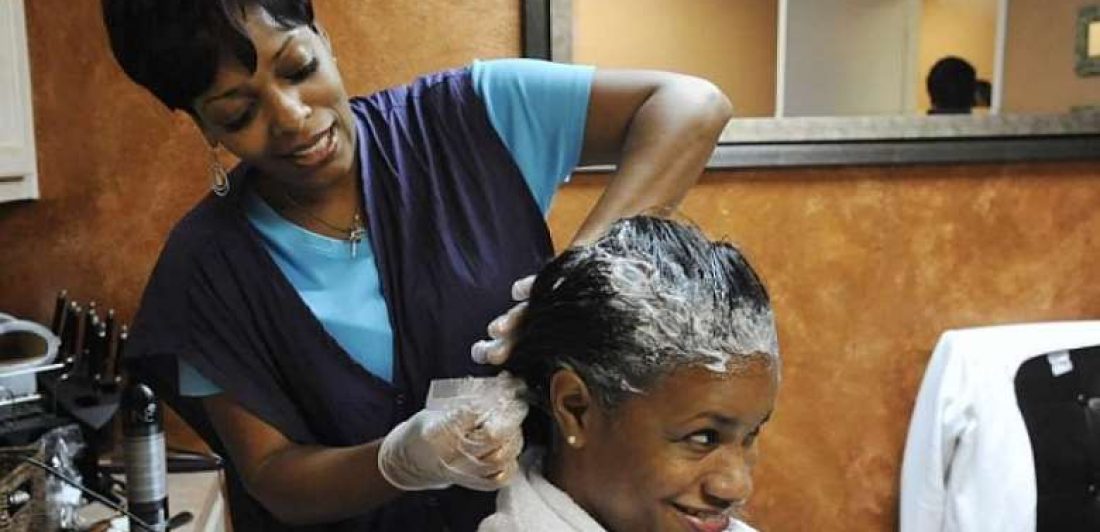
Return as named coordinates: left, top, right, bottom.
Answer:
left=549, top=369, right=593, bottom=448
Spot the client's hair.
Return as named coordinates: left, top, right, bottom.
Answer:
left=505, top=216, right=778, bottom=445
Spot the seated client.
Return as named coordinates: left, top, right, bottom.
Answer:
left=481, top=216, right=780, bottom=532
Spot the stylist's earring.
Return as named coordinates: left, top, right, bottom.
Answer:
left=209, top=146, right=229, bottom=197
left=566, top=435, right=578, bottom=447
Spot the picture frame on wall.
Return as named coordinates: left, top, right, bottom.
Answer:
left=1076, top=4, right=1100, bottom=76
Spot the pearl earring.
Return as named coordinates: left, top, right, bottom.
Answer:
left=566, top=435, right=578, bottom=447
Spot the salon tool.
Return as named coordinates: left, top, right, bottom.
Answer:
left=34, top=293, right=126, bottom=506
left=50, top=290, right=68, bottom=335
left=380, top=373, right=529, bottom=492
left=44, top=294, right=123, bottom=430
left=29, top=291, right=221, bottom=525
left=122, top=381, right=169, bottom=531
left=0, top=315, right=61, bottom=398
left=22, top=456, right=162, bottom=532
left=425, top=373, right=526, bottom=411
left=100, top=446, right=225, bottom=476
left=101, top=323, right=125, bottom=390
left=0, top=314, right=74, bottom=525
left=59, top=302, right=82, bottom=366
left=100, top=310, right=118, bottom=386
left=77, top=306, right=101, bottom=380
left=86, top=323, right=108, bottom=387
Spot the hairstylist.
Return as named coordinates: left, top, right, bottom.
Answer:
left=104, top=1, right=732, bottom=530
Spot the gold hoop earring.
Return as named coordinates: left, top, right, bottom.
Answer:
left=209, top=146, right=229, bottom=197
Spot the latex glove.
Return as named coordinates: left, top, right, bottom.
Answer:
left=471, top=275, right=535, bottom=365
left=377, top=376, right=528, bottom=492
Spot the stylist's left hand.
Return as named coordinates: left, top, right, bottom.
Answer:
left=471, top=275, right=534, bottom=365
left=377, top=374, right=528, bottom=492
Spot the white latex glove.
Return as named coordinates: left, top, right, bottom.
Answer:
left=377, top=375, right=528, bottom=492
left=471, top=275, right=535, bottom=365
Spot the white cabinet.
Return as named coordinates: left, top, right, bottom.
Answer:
left=0, top=0, right=38, bottom=202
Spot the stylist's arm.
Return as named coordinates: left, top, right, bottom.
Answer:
left=473, top=69, right=733, bottom=365
left=204, top=384, right=524, bottom=525
left=571, top=69, right=733, bottom=246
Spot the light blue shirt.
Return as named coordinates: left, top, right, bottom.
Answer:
left=179, top=59, right=594, bottom=396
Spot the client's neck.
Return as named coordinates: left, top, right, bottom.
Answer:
left=543, top=444, right=593, bottom=508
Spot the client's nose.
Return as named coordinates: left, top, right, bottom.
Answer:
left=701, top=449, right=754, bottom=506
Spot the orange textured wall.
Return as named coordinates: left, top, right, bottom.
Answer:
left=550, top=161, right=1100, bottom=530
left=572, top=0, right=778, bottom=117
left=1003, top=0, right=1100, bottom=113
left=3, top=1, right=1100, bottom=530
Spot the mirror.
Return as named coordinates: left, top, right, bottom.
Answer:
left=1078, top=4, right=1100, bottom=76
left=566, top=0, right=1000, bottom=118
left=1092, top=21, right=1100, bottom=56
left=524, top=0, right=1100, bottom=167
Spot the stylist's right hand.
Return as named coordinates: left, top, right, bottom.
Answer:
left=471, top=275, right=535, bottom=365
left=377, top=396, right=526, bottom=492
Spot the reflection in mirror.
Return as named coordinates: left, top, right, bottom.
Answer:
left=1092, top=21, right=1100, bottom=56
left=569, top=1, right=778, bottom=117
left=531, top=0, right=1099, bottom=165
left=557, top=0, right=1099, bottom=119
left=1078, top=5, right=1100, bottom=78
left=566, top=0, right=1004, bottom=118
left=1091, top=21, right=1100, bottom=55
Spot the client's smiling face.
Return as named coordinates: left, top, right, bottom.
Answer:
left=557, top=359, right=778, bottom=532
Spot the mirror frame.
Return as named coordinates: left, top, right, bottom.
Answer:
left=523, top=0, right=1100, bottom=169
left=1077, top=5, right=1100, bottom=76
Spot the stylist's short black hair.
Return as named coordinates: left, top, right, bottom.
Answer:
left=926, top=56, right=977, bottom=112
left=102, top=0, right=315, bottom=111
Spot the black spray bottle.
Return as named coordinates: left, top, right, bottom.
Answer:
left=122, top=381, right=169, bottom=531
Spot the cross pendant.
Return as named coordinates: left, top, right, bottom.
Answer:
left=348, top=226, right=367, bottom=258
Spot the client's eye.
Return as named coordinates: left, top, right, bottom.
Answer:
left=685, top=429, right=720, bottom=448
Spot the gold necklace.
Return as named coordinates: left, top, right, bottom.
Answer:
left=282, top=191, right=367, bottom=258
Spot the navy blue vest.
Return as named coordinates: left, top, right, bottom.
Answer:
left=128, top=68, right=554, bottom=531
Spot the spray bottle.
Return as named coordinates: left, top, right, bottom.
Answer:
left=122, top=381, right=169, bottom=531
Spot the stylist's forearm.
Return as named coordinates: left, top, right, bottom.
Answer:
left=571, top=78, right=732, bottom=246
left=248, top=440, right=401, bottom=525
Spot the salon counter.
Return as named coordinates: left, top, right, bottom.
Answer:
left=78, top=470, right=228, bottom=531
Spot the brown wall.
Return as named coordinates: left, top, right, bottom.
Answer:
left=573, top=0, right=777, bottom=117
left=1004, top=0, right=1100, bottom=112
left=2, top=1, right=1100, bottom=531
